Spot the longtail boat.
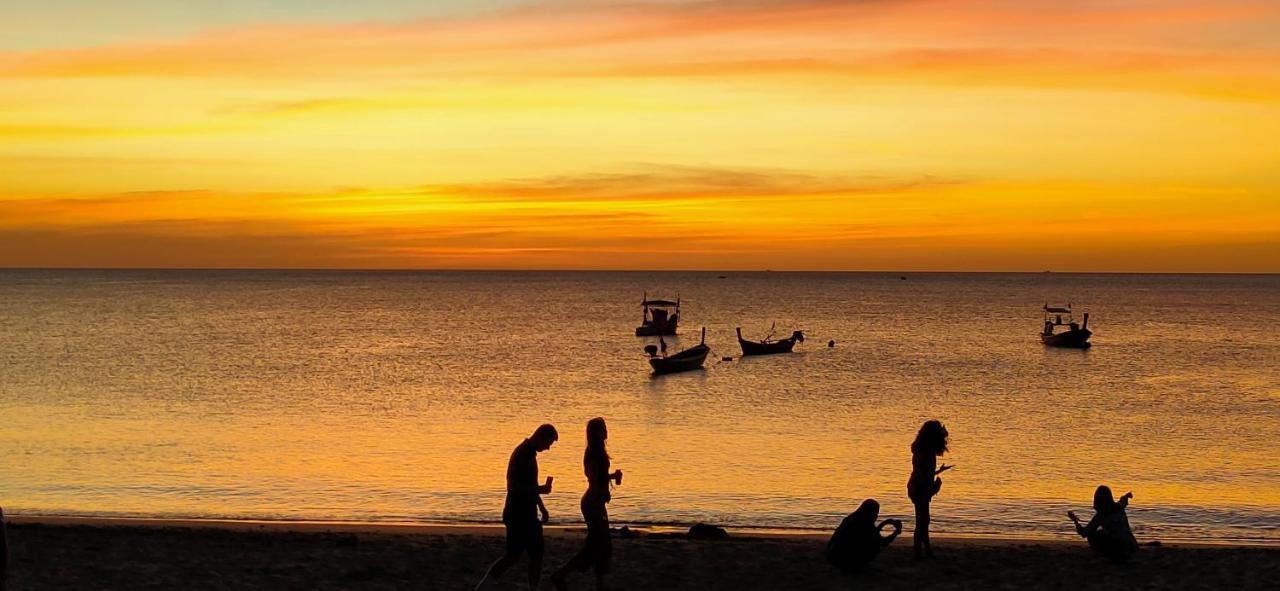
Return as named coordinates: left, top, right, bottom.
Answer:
left=646, top=328, right=710, bottom=374
left=635, top=293, right=679, bottom=336
left=1041, top=304, right=1092, bottom=348
left=736, top=326, right=805, bottom=355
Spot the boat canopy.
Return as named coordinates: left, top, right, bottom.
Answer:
left=642, top=299, right=679, bottom=307
left=1043, top=306, right=1072, bottom=313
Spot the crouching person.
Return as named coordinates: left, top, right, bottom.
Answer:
left=827, top=499, right=902, bottom=572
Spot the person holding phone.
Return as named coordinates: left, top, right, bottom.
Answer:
left=476, top=424, right=559, bottom=591
left=827, top=498, right=902, bottom=573
left=907, top=420, right=951, bottom=560
left=551, top=417, right=623, bottom=590
left=1068, top=486, right=1139, bottom=562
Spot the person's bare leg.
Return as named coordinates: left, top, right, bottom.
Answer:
left=913, top=501, right=929, bottom=560
left=528, top=557, right=543, bottom=590
left=921, top=502, right=934, bottom=558
left=475, top=552, right=518, bottom=591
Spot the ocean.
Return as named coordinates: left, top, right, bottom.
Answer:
left=1, top=270, right=1276, bottom=543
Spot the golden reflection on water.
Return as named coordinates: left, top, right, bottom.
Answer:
left=0, top=271, right=1277, bottom=541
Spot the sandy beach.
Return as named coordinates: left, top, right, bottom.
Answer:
left=3, top=517, right=1276, bottom=590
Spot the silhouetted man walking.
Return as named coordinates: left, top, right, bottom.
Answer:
left=476, top=424, right=558, bottom=590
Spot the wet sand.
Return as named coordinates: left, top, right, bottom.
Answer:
left=3, top=517, right=1277, bottom=590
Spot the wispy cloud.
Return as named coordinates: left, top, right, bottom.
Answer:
left=424, top=165, right=963, bottom=203
left=3, top=1, right=1277, bottom=96
left=3, top=165, right=1276, bottom=270
left=1, top=1, right=1278, bottom=270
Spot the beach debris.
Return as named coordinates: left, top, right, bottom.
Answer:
left=721, top=356, right=733, bottom=362
left=686, top=523, right=729, bottom=540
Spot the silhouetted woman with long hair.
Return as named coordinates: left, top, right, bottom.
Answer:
left=552, top=417, right=623, bottom=591
left=1068, top=485, right=1139, bottom=562
left=908, top=420, right=951, bottom=559
left=827, top=499, right=902, bottom=572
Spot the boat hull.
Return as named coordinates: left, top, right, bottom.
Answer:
left=1041, top=329, right=1092, bottom=348
left=649, top=344, right=710, bottom=374
left=736, top=327, right=802, bottom=356
left=635, top=323, right=677, bottom=337
left=738, top=338, right=798, bottom=355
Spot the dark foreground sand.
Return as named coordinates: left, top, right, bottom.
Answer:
left=4, top=519, right=1277, bottom=590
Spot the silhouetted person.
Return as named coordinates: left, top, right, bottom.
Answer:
left=1069, top=486, right=1139, bottom=562
left=827, top=499, right=902, bottom=572
left=1, top=506, right=8, bottom=591
left=476, top=424, right=559, bottom=591
left=908, top=420, right=951, bottom=559
left=551, top=417, right=624, bottom=591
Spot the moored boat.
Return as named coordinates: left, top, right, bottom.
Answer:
left=646, top=328, right=710, bottom=374
left=736, top=326, right=805, bottom=355
left=635, top=293, right=679, bottom=336
left=1041, top=304, right=1092, bottom=348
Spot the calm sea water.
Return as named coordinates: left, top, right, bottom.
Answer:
left=1, top=270, right=1277, bottom=543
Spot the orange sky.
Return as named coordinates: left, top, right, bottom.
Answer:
left=2, top=0, right=1278, bottom=271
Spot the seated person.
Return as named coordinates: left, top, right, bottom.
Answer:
left=827, top=499, right=902, bottom=572
left=1068, top=486, right=1139, bottom=562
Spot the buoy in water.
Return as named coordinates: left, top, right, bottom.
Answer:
left=827, top=340, right=835, bottom=348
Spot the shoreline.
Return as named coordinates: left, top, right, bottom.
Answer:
left=9, top=514, right=1276, bottom=549
left=6, top=515, right=1277, bottom=590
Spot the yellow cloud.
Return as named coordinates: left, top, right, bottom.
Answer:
left=0, top=0, right=1277, bottom=270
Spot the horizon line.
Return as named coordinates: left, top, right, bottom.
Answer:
left=1, top=266, right=1277, bottom=276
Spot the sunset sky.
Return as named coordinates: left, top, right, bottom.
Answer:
left=2, top=0, right=1277, bottom=271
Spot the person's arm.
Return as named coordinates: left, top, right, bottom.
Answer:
left=934, top=464, right=953, bottom=476
left=1072, top=512, right=1101, bottom=537
left=506, top=472, right=543, bottom=497
left=537, top=497, right=550, bottom=524
left=1118, top=492, right=1133, bottom=509
left=878, top=519, right=903, bottom=546
left=1067, top=511, right=1091, bottom=537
